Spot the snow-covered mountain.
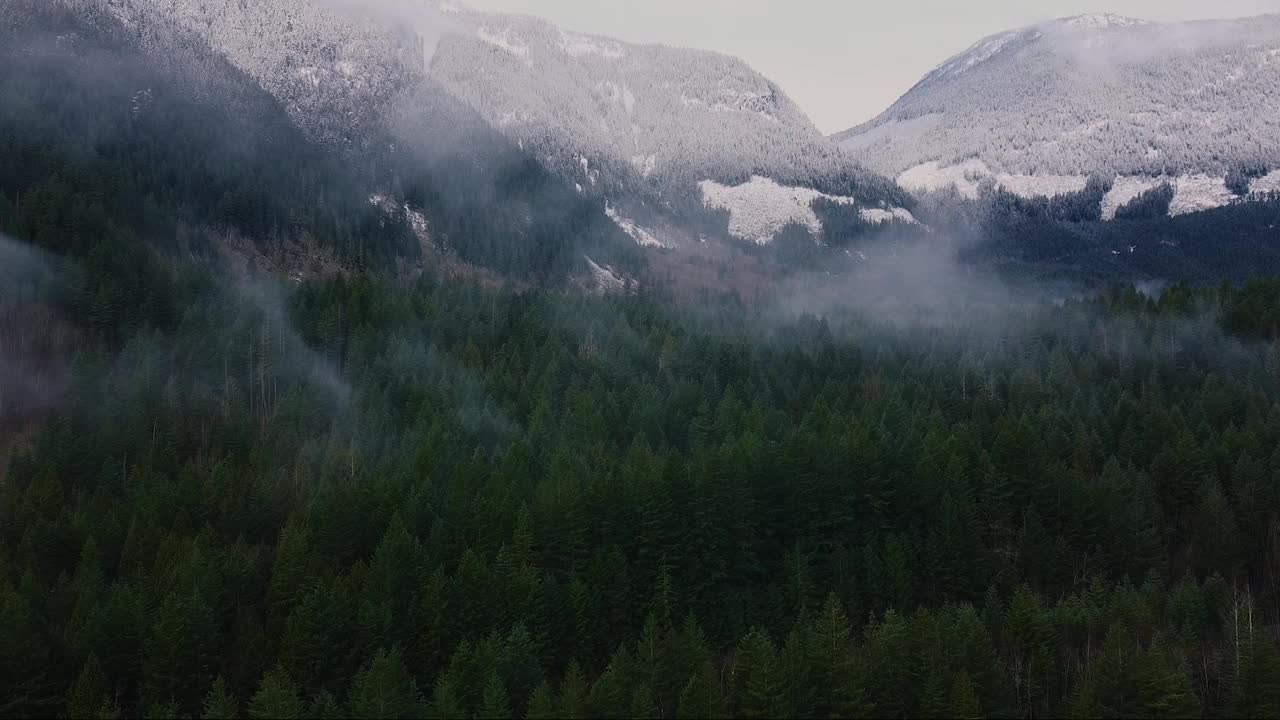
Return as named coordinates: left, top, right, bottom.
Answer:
left=426, top=7, right=879, bottom=199
left=835, top=13, right=1280, bottom=216
left=92, top=0, right=425, bottom=147
left=84, top=0, right=909, bottom=247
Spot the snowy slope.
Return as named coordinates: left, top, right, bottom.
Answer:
left=700, top=176, right=915, bottom=245
left=97, top=0, right=425, bottom=147
left=426, top=6, right=894, bottom=205
left=835, top=13, right=1280, bottom=198
left=87, top=0, right=904, bottom=246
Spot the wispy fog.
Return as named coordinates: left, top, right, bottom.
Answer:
left=1044, top=15, right=1276, bottom=75
left=235, top=277, right=353, bottom=408
left=317, top=0, right=467, bottom=68
left=0, top=235, right=75, bottom=421
left=771, top=235, right=1042, bottom=332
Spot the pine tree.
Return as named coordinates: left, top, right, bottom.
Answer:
left=145, top=699, right=182, bottom=719
left=524, top=681, right=557, bottom=720
left=267, top=518, right=311, bottom=622
left=651, top=560, right=677, bottom=631
left=948, top=670, right=982, bottom=720
left=479, top=670, right=512, bottom=720
left=675, top=661, right=725, bottom=719
left=427, top=675, right=465, bottom=720
left=200, top=676, right=238, bottom=720
left=629, top=684, right=660, bottom=720
left=734, top=628, right=784, bottom=719
left=864, top=610, right=913, bottom=718
left=920, top=664, right=950, bottom=719
left=66, top=654, right=108, bottom=720
left=279, top=581, right=349, bottom=698
left=348, top=648, right=421, bottom=719
left=779, top=626, right=815, bottom=719
left=1133, top=640, right=1198, bottom=719
left=1004, top=586, right=1055, bottom=715
left=1233, top=635, right=1280, bottom=718
left=498, top=623, right=544, bottom=714
left=306, top=690, right=344, bottom=720
left=809, top=593, right=873, bottom=718
left=589, top=647, right=634, bottom=719
left=557, top=660, right=588, bottom=720
left=247, top=666, right=301, bottom=720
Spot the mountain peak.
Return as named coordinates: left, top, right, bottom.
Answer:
left=835, top=12, right=1280, bottom=189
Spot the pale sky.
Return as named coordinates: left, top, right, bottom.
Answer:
left=465, top=0, right=1280, bottom=133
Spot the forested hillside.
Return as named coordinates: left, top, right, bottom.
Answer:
left=7, top=3, right=1280, bottom=720
left=914, top=183, right=1280, bottom=284
left=94, top=0, right=907, bottom=242
left=8, top=140, right=1280, bottom=717
left=1, top=0, right=642, bottom=283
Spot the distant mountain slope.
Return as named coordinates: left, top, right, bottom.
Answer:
left=835, top=13, right=1280, bottom=203
left=95, top=0, right=907, bottom=247
left=93, top=0, right=427, bottom=148
left=7, top=0, right=643, bottom=281
left=427, top=8, right=893, bottom=202
left=1, top=0, right=404, bottom=261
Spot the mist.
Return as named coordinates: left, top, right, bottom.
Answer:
left=770, top=233, right=1043, bottom=333
left=751, top=227, right=1272, bottom=382
left=1045, top=15, right=1275, bottom=75
left=0, top=235, right=77, bottom=423
left=235, top=277, right=354, bottom=409
left=316, top=0, right=467, bottom=68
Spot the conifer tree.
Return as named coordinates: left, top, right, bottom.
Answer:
left=200, top=677, right=238, bottom=720
left=734, top=628, right=784, bottom=719
left=247, top=666, right=301, bottom=720
left=479, top=670, right=512, bottom=720
left=66, top=654, right=108, bottom=720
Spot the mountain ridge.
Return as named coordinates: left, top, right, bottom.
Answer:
left=75, top=0, right=909, bottom=249
left=835, top=12, right=1280, bottom=188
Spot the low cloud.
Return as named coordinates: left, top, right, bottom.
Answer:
left=316, top=0, right=470, bottom=68
left=770, top=234, right=1041, bottom=333
left=0, top=235, right=76, bottom=422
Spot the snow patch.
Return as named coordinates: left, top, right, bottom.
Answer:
left=629, top=154, right=657, bottom=178
left=700, top=176, right=850, bottom=244
left=370, top=195, right=431, bottom=246
left=477, top=26, right=532, bottom=67
left=130, top=88, right=153, bottom=117
left=1101, top=176, right=1161, bottom=220
left=296, top=66, right=322, bottom=88
left=1101, top=175, right=1244, bottom=219
left=584, top=256, right=626, bottom=294
left=897, top=160, right=993, bottom=199
left=1060, top=14, right=1149, bottom=30
left=606, top=206, right=666, bottom=248
left=1249, top=170, right=1280, bottom=197
left=680, top=89, right=779, bottom=123
left=899, top=161, right=1087, bottom=200
left=558, top=30, right=625, bottom=60
left=995, top=173, right=1089, bottom=198
left=1169, top=175, right=1234, bottom=217
left=860, top=208, right=918, bottom=225
left=699, top=176, right=912, bottom=245
left=404, top=205, right=430, bottom=245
